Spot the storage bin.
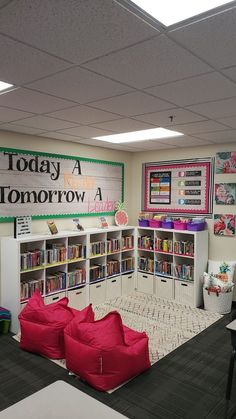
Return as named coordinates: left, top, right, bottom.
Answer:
left=187, top=222, right=205, bottom=231
left=203, top=288, right=233, bottom=314
left=173, top=221, right=187, bottom=230
left=148, top=219, right=162, bottom=228
left=138, top=219, right=149, bottom=227
left=162, top=221, right=174, bottom=229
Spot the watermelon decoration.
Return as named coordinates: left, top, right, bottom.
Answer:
left=115, top=201, right=128, bottom=226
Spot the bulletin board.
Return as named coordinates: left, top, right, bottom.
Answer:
left=143, top=158, right=214, bottom=215
left=0, top=147, right=124, bottom=222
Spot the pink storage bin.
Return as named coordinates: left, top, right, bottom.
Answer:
left=187, top=222, right=205, bottom=231
left=148, top=219, right=162, bottom=228
left=162, top=221, right=173, bottom=229
left=173, top=221, right=187, bottom=230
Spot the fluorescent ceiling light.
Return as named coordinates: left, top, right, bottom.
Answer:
left=0, top=81, right=14, bottom=93
left=130, top=0, right=232, bottom=26
left=93, top=127, right=184, bottom=144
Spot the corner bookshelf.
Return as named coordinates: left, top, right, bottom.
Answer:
left=136, top=226, right=208, bottom=308
left=1, top=226, right=136, bottom=333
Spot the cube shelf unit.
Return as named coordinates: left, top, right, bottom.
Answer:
left=137, top=227, right=208, bottom=308
left=1, top=226, right=136, bottom=333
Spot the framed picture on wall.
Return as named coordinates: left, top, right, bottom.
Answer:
left=143, top=158, right=214, bottom=215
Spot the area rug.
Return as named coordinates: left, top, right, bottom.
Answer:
left=14, top=292, right=222, bottom=391
left=93, top=292, right=222, bottom=365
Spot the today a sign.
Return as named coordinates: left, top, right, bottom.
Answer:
left=0, top=148, right=124, bottom=221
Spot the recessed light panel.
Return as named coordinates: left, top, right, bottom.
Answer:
left=93, top=127, right=183, bottom=143
left=130, top=0, right=232, bottom=26
left=0, top=81, right=14, bottom=93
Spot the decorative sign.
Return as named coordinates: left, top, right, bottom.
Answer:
left=0, top=147, right=124, bottom=222
left=215, top=183, right=236, bottom=205
left=14, top=216, right=32, bottom=238
left=143, top=159, right=213, bottom=215
left=215, top=151, right=236, bottom=174
left=214, top=214, right=235, bottom=236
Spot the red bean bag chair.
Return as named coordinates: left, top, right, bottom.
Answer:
left=19, top=290, right=94, bottom=359
left=64, top=311, right=150, bottom=391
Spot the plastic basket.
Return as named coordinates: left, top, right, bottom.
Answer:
left=138, top=219, right=149, bottom=227
left=162, top=221, right=174, bottom=229
left=148, top=219, right=162, bottom=228
left=173, top=221, right=187, bottom=230
left=203, top=288, right=233, bottom=314
left=187, top=222, right=205, bottom=231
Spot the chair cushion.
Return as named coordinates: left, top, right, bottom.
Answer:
left=66, top=311, right=125, bottom=350
left=19, top=290, right=94, bottom=359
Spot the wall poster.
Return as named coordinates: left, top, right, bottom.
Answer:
left=215, top=151, right=236, bottom=174
left=214, top=214, right=235, bottom=236
left=0, top=147, right=124, bottom=222
left=143, top=158, right=214, bottom=215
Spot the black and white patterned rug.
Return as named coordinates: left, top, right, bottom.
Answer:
left=93, top=292, right=222, bottom=365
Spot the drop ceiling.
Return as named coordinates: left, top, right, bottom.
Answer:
left=1, top=0, right=236, bottom=152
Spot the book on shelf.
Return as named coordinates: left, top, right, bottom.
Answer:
left=72, top=218, right=84, bottom=231
left=121, top=235, right=134, bottom=250
left=99, top=216, right=109, bottom=229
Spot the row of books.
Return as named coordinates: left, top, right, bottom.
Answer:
left=20, top=278, right=44, bottom=301
left=90, top=257, right=135, bottom=281
left=155, top=260, right=173, bottom=276
left=121, top=235, right=134, bottom=250
left=46, top=271, right=67, bottom=293
left=106, top=238, right=120, bottom=253
left=20, top=250, right=44, bottom=270
left=174, top=264, right=194, bottom=281
left=155, top=238, right=173, bottom=253
left=138, top=235, right=154, bottom=250
left=90, top=241, right=106, bottom=256
left=67, top=268, right=86, bottom=288
left=45, top=244, right=67, bottom=264
left=173, top=241, right=194, bottom=256
left=138, top=257, right=154, bottom=272
left=67, top=244, right=86, bottom=260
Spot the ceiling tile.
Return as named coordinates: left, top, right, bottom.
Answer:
left=83, top=34, right=211, bottom=89
left=162, top=136, right=213, bottom=147
left=216, top=116, right=236, bottom=129
left=71, top=138, right=135, bottom=151
left=27, top=67, right=132, bottom=103
left=187, top=97, right=236, bottom=119
left=0, top=123, right=46, bottom=135
left=46, top=105, right=121, bottom=124
left=134, top=108, right=205, bottom=126
left=0, top=88, right=76, bottom=113
left=91, top=118, right=155, bottom=132
left=170, top=7, right=236, bottom=69
left=39, top=132, right=85, bottom=142
left=89, top=92, right=173, bottom=117
left=194, top=130, right=236, bottom=141
left=57, top=126, right=114, bottom=138
left=145, top=73, right=236, bottom=107
left=222, top=66, right=236, bottom=82
left=0, top=0, right=158, bottom=64
left=0, top=107, right=34, bottom=122
left=169, top=120, right=227, bottom=135
left=0, top=33, right=71, bottom=85
left=15, top=115, right=79, bottom=130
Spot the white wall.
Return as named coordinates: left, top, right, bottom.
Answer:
left=130, top=142, right=236, bottom=300
left=0, top=130, right=132, bottom=236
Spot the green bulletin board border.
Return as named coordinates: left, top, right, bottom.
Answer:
left=0, top=146, right=124, bottom=223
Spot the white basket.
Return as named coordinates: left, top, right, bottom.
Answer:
left=203, top=288, right=233, bottom=314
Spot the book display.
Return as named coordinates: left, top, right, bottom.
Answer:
left=1, top=226, right=135, bottom=333
left=1, top=225, right=208, bottom=333
left=137, top=227, right=208, bottom=307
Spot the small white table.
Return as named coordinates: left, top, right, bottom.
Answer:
left=0, top=381, right=127, bottom=419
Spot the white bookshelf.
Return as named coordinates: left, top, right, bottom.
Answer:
left=1, top=225, right=208, bottom=333
left=1, top=226, right=136, bottom=333
left=136, top=227, right=208, bottom=308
